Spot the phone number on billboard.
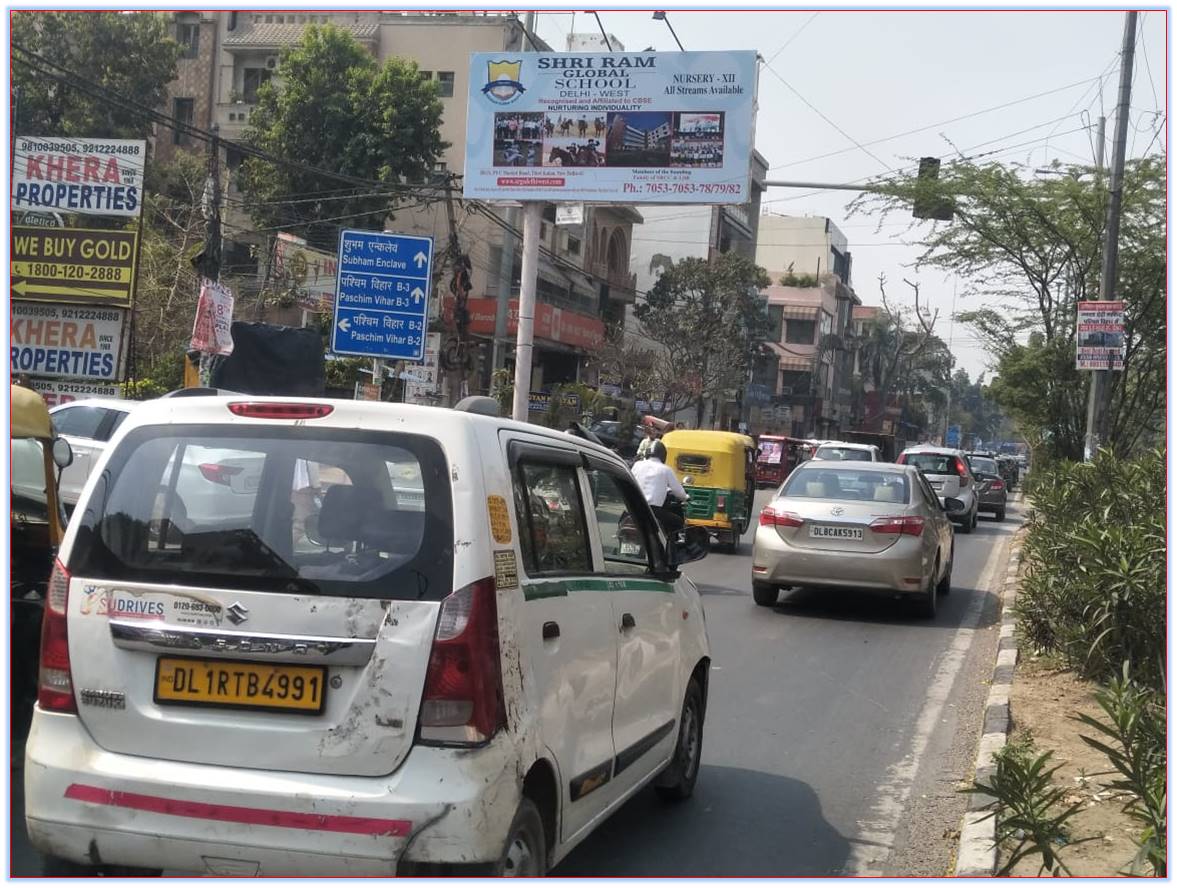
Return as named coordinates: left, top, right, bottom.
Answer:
left=627, top=182, right=743, bottom=195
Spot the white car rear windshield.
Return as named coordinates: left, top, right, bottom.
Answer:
left=783, top=468, right=910, bottom=504
left=905, top=453, right=958, bottom=474
left=70, top=425, right=453, bottom=600
left=814, top=446, right=872, bottom=461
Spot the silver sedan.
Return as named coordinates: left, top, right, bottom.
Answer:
left=751, top=461, right=956, bottom=618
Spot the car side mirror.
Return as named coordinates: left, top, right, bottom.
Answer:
left=51, top=437, right=73, bottom=469
left=943, top=497, right=964, bottom=513
left=669, top=525, right=709, bottom=567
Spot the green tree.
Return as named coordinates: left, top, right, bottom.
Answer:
left=12, top=12, right=181, bottom=139
left=850, top=157, right=1165, bottom=459
left=239, top=25, right=446, bottom=251
left=634, top=253, right=772, bottom=427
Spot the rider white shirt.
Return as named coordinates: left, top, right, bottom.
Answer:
left=632, top=458, right=688, bottom=508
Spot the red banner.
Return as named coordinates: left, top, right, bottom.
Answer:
left=445, top=297, right=604, bottom=350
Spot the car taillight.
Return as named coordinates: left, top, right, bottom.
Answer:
left=954, top=457, right=968, bottom=477
left=991, top=478, right=1005, bottom=491
left=228, top=402, right=334, bottom=420
left=760, top=506, right=803, bottom=528
left=896, top=454, right=907, bottom=465
left=38, top=560, right=76, bottom=713
left=419, top=578, right=504, bottom=746
left=716, top=494, right=726, bottom=513
left=870, top=516, right=926, bottom=537
left=198, top=463, right=243, bottom=485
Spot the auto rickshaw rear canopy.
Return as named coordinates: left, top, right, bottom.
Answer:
left=11, top=385, right=53, bottom=440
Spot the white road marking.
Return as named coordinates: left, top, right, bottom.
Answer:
left=845, top=526, right=1015, bottom=876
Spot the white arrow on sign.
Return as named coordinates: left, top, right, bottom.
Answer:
left=413, top=251, right=428, bottom=269
left=337, top=317, right=351, bottom=333
left=411, top=287, right=425, bottom=305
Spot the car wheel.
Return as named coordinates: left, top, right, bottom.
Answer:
left=655, top=678, right=704, bottom=802
left=995, top=508, right=1006, bottom=522
left=918, top=562, right=938, bottom=619
left=956, top=515, right=973, bottom=534
left=491, top=798, right=546, bottom=876
left=972, top=508, right=979, bottom=530
left=752, top=581, right=778, bottom=607
left=937, top=548, right=953, bottom=595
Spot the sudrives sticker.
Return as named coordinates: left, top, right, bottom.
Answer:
left=487, top=495, right=512, bottom=544
left=494, top=550, right=519, bottom=590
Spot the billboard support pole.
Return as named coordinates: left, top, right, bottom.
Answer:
left=1084, top=13, right=1134, bottom=461
left=511, top=201, right=543, bottom=421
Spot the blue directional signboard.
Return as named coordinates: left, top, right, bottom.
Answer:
left=331, top=229, right=434, bottom=361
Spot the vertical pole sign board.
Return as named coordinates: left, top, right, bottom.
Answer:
left=331, top=230, right=434, bottom=362
left=1076, top=301, right=1125, bottom=370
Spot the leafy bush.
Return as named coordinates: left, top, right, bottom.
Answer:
left=1075, top=664, right=1167, bottom=876
left=1017, top=448, right=1165, bottom=691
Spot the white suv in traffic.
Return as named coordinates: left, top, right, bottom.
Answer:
left=810, top=441, right=882, bottom=463
left=897, top=445, right=979, bottom=533
left=25, top=396, right=712, bottom=876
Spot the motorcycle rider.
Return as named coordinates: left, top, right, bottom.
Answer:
left=631, top=440, right=688, bottom=533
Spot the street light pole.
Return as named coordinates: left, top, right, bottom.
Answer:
left=1084, top=13, right=1135, bottom=459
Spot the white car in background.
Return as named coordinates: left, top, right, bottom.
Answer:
left=49, top=400, right=136, bottom=509
left=811, top=441, right=882, bottom=463
left=896, top=446, right=979, bottom=533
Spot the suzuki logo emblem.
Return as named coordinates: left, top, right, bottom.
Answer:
left=225, top=602, right=250, bottom=625
left=830, top=506, right=845, bottom=516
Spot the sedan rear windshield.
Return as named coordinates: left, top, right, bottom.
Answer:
left=783, top=468, right=909, bottom=504
left=968, top=457, right=998, bottom=475
left=70, top=425, right=453, bottom=601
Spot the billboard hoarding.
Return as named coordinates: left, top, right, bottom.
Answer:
left=12, top=137, right=147, bottom=218
left=463, top=50, right=758, bottom=204
left=274, top=232, right=338, bottom=312
left=331, top=230, right=433, bottom=361
left=11, top=301, right=126, bottom=381
left=1076, top=300, right=1125, bottom=371
left=404, top=332, right=442, bottom=404
left=28, top=378, right=122, bottom=408
left=11, top=226, right=139, bottom=307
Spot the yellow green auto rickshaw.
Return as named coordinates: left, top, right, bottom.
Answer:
left=662, top=429, right=756, bottom=552
left=12, top=384, right=73, bottom=749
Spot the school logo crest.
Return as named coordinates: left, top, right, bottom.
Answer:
left=482, top=59, right=525, bottom=104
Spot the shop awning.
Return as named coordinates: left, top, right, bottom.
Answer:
left=773, top=304, right=820, bottom=320
left=766, top=342, right=815, bottom=372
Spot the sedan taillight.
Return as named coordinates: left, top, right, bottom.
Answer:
left=991, top=478, right=1006, bottom=491
left=760, top=506, right=803, bottom=528
left=870, top=516, right=926, bottom=537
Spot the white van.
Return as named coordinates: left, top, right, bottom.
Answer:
left=24, top=396, right=712, bottom=876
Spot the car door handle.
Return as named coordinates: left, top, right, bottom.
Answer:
left=542, top=621, right=560, bottom=640
left=620, top=613, right=636, bottom=631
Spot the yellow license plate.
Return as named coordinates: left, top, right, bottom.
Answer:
left=154, top=657, right=327, bottom=714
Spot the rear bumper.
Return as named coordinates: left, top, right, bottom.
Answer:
left=25, top=709, right=520, bottom=875
left=751, top=528, right=927, bottom=593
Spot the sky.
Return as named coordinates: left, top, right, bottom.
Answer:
left=533, top=8, right=1167, bottom=379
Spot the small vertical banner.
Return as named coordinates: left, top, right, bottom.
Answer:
left=190, top=278, right=235, bottom=356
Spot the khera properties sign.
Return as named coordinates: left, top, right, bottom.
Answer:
left=11, top=302, right=125, bottom=380
left=11, top=137, right=146, bottom=218
left=11, top=227, right=138, bottom=307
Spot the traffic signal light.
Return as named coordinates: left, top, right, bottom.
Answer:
left=912, top=157, right=954, bottom=221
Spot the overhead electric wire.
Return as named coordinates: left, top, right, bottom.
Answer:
left=763, top=12, right=821, bottom=65
left=759, top=60, right=891, bottom=172
left=766, top=75, right=1104, bottom=173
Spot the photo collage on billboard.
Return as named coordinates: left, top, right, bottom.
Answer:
left=493, top=112, right=546, bottom=167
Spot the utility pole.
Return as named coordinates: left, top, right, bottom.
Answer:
left=492, top=11, right=537, bottom=384
left=1084, top=12, right=1135, bottom=460
left=442, top=176, right=473, bottom=405
left=191, top=124, right=222, bottom=385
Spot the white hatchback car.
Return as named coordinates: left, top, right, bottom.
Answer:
left=25, top=396, right=712, bottom=876
left=897, top=445, right=978, bottom=533
left=48, top=399, right=136, bottom=508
